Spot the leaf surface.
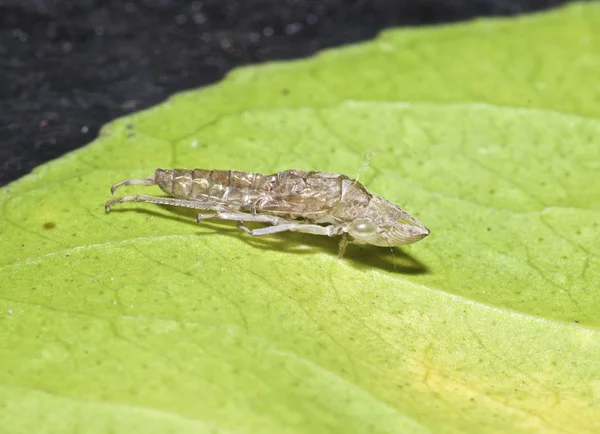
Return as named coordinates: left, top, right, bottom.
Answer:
left=1, top=4, right=600, bottom=433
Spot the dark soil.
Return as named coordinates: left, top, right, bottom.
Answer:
left=0, top=0, right=576, bottom=186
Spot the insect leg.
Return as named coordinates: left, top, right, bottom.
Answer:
left=337, top=233, right=350, bottom=259
left=105, top=195, right=223, bottom=212
left=237, top=222, right=339, bottom=237
left=110, top=177, right=156, bottom=195
left=197, top=212, right=288, bottom=225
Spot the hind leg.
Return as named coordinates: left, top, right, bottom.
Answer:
left=105, top=195, right=226, bottom=212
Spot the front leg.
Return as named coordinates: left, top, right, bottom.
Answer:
left=337, top=233, right=350, bottom=259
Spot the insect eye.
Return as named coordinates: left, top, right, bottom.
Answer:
left=349, top=219, right=378, bottom=236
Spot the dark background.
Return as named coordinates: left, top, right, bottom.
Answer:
left=0, top=0, right=578, bottom=187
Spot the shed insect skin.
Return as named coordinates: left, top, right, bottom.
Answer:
left=105, top=168, right=430, bottom=258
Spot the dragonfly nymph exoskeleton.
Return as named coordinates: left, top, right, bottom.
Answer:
left=105, top=169, right=429, bottom=257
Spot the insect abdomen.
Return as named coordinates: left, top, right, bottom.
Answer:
left=155, top=169, right=274, bottom=207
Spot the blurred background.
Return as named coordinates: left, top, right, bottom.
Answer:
left=0, top=0, right=579, bottom=186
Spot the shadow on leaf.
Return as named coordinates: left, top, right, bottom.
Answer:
left=108, top=205, right=430, bottom=275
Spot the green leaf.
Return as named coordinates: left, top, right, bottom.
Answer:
left=2, top=3, right=599, bottom=433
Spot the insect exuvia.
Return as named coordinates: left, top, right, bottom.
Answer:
left=105, top=169, right=430, bottom=258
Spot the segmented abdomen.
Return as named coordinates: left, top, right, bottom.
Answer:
left=154, top=168, right=368, bottom=218
left=155, top=168, right=276, bottom=209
